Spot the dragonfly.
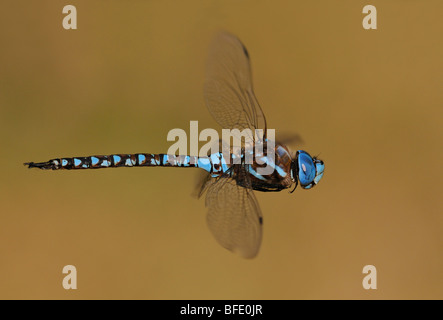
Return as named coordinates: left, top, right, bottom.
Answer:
left=25, top=32, right=324, bottom=258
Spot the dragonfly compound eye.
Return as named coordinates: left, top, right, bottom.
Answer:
left=297, top=151, right=316, bottom=187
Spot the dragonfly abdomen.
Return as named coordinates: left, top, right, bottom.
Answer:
left=25, top=153, right=200, bottom=170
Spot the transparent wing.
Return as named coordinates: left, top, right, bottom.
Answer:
left=200, top=32, right=266, bottom=258
left=204, top=32, right=267, bottom=140
left=199, top=170, right=263, bottom=259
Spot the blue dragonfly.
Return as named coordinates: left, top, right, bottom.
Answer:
left=25, top=32, right=324, bottom=258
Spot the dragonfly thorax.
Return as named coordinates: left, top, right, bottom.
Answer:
left=239, top=144, right=295, bottom=192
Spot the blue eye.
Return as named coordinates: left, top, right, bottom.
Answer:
left=297, top=151, right=315, bottom=187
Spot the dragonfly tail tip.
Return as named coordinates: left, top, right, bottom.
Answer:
left=24, top=161, right=50, bottom=169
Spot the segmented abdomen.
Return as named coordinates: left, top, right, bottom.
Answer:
left=25, top=154, right=199, bottom=170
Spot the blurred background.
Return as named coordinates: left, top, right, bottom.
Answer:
left=0, top=0, right=441, bottom=299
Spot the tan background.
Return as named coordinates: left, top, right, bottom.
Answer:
left=0, top=0, right=441, bottom=299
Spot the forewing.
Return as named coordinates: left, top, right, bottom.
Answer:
left=204, top=32, right=267, bottom=138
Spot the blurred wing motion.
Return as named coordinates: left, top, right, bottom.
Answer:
left=204, top=31, right=267, bottom=139
left=200, top=169, right=263, bottom=259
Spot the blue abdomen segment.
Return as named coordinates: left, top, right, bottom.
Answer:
left=197, top=153, right=230, bottom=177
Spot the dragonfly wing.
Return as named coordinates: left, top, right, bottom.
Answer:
left=201, top=172, right=263, bottom=259
left=204, top=32, right=267, bottom=138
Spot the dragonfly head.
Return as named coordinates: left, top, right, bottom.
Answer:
left=291, top=150, right=324, bottom=190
